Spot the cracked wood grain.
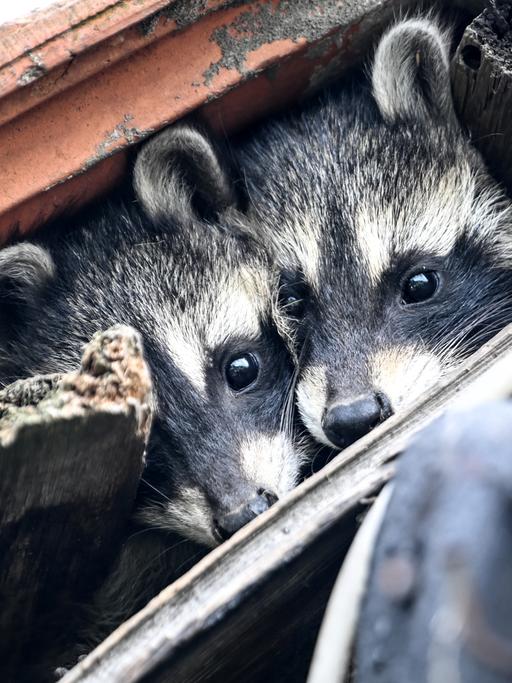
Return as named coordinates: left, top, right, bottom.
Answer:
left=0, top=324, right=152, bottom=682
left=452, top=2, right=512, bottom=194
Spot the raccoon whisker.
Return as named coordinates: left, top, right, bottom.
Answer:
left=430, top=321, right=474, bottom=359
left=162, top=536, right=194, bottom=556
left=173, top=548, right=205, bottom=577
left=460, top=318, right=512, bottom=350
left=282, top=362, right=301, bottom=433
left=457, top=305, right=512, bottom=348
left=277, top=341, right=311, bottom=488
left=279, top=371, right=297, bottom=434
left=309, top=442, right=330, bottom=475
left=279, top=333, right=308, bottom=436
left=240, top=167, right=256, bottom=211
left=430, top=295, right=512, bottom=355
left=322, top=447, right=339, bottom=469
left=140, top=495, right=166, bottom=507
left=432, top=306, right=512, bottom=363
left=283, top=332, right=312, bottom=438
left=281, top=298, right=305, bottom=311
left=432, top=326, right=483, bottom=362
left=142, top=535, right=194, bottom=569
left=116, top=537, right=197, bottom=602
left=279, top=370, right=292, bottom=429
left=125, top=525, right=168, bottom=543
left=140, top=477, right=174, bottom=504
left=81, top=533, right=197, bottom=644
left=471, top=132, right=505, bottom=144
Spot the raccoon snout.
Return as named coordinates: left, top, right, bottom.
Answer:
left=213, top=489, right=278, bottom=542
left=322, top=393, right=392, bottom=449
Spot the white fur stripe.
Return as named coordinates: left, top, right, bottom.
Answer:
left=370, top=346, right=441, bottom=412
left=240, top=433, right=300, bottom=496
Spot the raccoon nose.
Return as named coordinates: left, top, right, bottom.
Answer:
left=213, top=490, right=278, bottom=542
left=323, top=393, right=392, bottom=449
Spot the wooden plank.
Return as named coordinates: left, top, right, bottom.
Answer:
left=62, top=324, right=512, bottom=683
left=0, top=0, right=490, bottom=242
left=452, top=3, right=512, bottom=193
left=0, top=1, right=231, bottom=122
left=0, top=0, right=121, bottom=66
left=0, top=325, right=152, bottom=682
left=0, top=0, right=423, bottom=243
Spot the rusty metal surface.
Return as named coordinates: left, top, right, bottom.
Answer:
left=0, top=0, right=422, bottom=243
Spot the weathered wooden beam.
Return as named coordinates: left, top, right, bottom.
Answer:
left=62, top=324, right=512, bottom=683
left=452, top=2, right=512, bottom=193
left=0, top=325, right=152, bottom=682
left=0, top=1, right=487, bottom=243
left=0, top=0, right=427, bottom=243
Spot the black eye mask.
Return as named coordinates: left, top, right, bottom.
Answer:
left=278, top=270, right=309, bottom=319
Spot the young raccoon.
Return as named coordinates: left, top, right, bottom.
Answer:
left=0, top=124, right=304, bottom=550
left=236, top=17, right=512, bottom=451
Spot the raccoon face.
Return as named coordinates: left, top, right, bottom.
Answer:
left=131, top=126, right=306, bottom=546
left=0, top=125, right=305, bottom=548
left=238, top=18, right=512, bottom=450
left=134, top=240, right=301, bottom=547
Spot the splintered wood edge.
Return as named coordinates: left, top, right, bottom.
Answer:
left=0, top=324, right=153, bottom=444
left=451, top=4, right=512, bottom=193
left=0, top=324, right=153, bottom=528
left=64, top=322, right=512, bottom=682
left=0, top=324, right=155, bottom=680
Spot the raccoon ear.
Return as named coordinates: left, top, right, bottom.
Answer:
left=371, top=18, right=455, bottom=124
left=0, top=243, right=55, bottom=325
left=133, top=124, right=237, bottom=222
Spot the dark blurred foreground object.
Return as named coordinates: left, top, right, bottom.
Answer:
left=308, top=401, right=512, bottom=683
left=0, top=325, right=152, bottom=682
left=452, top=0, right=512, bottom=192
left=355, top=402, right=512, bottom=682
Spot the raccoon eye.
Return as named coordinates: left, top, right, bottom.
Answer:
left=281, top=294, right=305, bottom=318
left=402, top=270, right=440, bottom=304
left=225, top=353, right=259, bottom=391
left=278, top=272, right=307, bottom=319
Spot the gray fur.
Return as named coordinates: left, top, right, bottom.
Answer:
left=0, top=124, right=307, bottom=651
left=133, top=124, right=236, bottom=222
left=0, top=243, right=54, bottom=315
left=236, top=17, right=512, bottom=449
left=372, top=17, right=454, bottom=124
